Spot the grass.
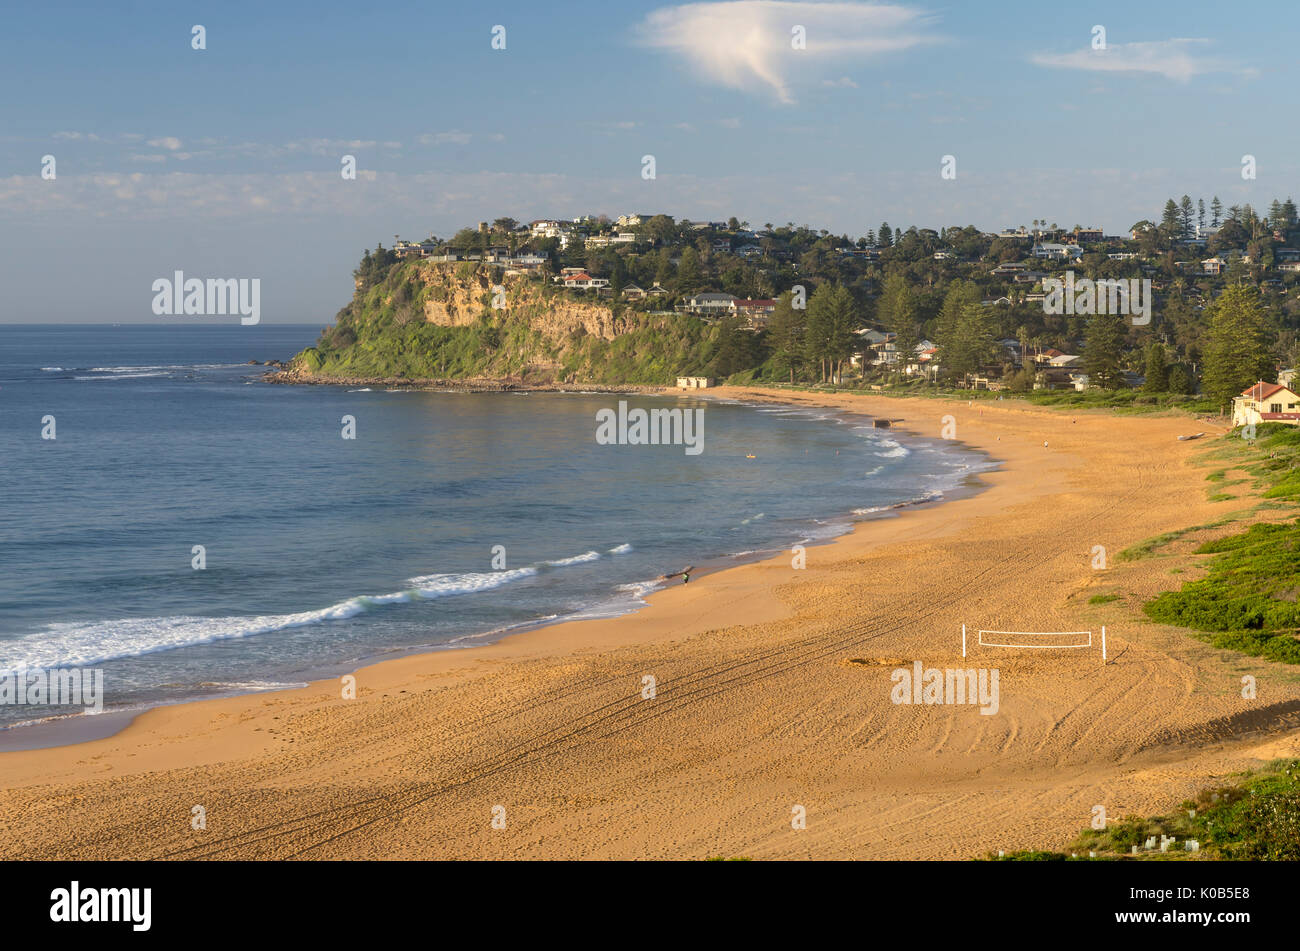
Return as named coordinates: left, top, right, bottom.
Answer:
left=1143, top=519, right=1300, bottom=663
left=1089, top=593, right=1120, bottom=605
left=988, top=759, right=1300, bottom=860
left=1118, top=520, right=1234, bottom=561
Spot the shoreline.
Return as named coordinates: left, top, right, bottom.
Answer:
left=0, top=392, right=996, bottom=752
left=4, top=387, right=1297, bottom=860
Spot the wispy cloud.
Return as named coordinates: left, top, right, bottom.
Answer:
left=147, top=136, right=183, bottom=151
left=636, top=0, right=944, bottom=104
left=1031, top=38, right=1254, bottom=83
left=418, top=131, right=473, bottom=145
left=822, top=75, right=858, bottom=88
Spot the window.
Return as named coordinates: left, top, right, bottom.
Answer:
left=1270, top=403, right=1283, bottom=413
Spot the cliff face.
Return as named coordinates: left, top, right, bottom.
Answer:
left=411, top=265, right=622, bottom=342
left=287, top=260, right=719, bottom=385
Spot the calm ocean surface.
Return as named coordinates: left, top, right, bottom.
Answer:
left=0, top=324, right=997, bottom=734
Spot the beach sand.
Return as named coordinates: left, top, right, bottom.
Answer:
left=3, top=387, right=1299, bottom=860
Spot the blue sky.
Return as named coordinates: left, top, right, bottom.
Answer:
left=2, top=0, right=1296, bottom=322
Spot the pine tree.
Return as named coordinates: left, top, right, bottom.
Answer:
left=1084, top=312, right=1127, bottom=389
left=1202, top=284, right=1277, bottom=407
left=1143, top=342, right=1169, bottom=392
left=1211, top=196, right=1223, bottom=227
left=879, top=274, right=918, bottom=377
left=767, top=290, right=806, bottom=383
left=877, top=222, right=892, bottom=248
left=1168, top=365, right=1194, bottom=395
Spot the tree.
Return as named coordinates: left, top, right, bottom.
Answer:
left=877, top=222, right=892, bottom=247
left=767, top=290, right=806, bottom=382
left=1168, top=365, right=1194, bottom=395
left=1084, top=311, right=1127, bottom=389
left=675, top=247, right=701, bottom=294
left=804, top=284, right=856, bottom=382
left=1197, top=198, right=1206, bottom=232
left=1202, top=284, right=1277, bottom=408
left=710, top=316, right=758, bottom=379
left=879, top=274, right=918, bottom=377
left=1160, top=199, right=1183, bottom=247
left=1210, top=196, right=1223, bottom=227
left=1179, top=195, right=1195, bottom=239
left=1143, top=342, right=1169, bottom=392
left=941, top=298, right=997, bottom=381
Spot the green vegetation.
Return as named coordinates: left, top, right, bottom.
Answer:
left=296, top=193, right=1300, bottom=391
left=1143, top=519, right=1300, bottom=663
left=1088, top=593, right=1120, bottom=605
left=292, top=257, right=724, bottom=384
left=988, top=759, right=1300, bottom=860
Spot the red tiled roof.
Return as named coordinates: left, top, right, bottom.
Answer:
left=1241, top=381, right=1291, bottom=400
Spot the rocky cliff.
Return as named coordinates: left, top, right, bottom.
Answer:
left=285, top=260, right=721, bottom=385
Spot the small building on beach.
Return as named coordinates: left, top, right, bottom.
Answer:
left=1232, top=382, right=1300, bottom=428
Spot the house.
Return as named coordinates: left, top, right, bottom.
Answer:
left=1072, top=227, right=1104, bottom=243
left=1202, top=257, right=1227, bottom=275
left=1279, top=262, right=1300, bottom=274
left=676, top=376, right=713, bottom=389
left=648, top=282, right=670, bottom=296
left=1277, top=248, right=1300, bottom=262
left=1232, top=382, right=1300, bottom=427
left=989, top=262, right=1029, bottom=277
left=1279, top=368, right=1296, bottom=388
left=1108, top=252, right=1138, bottom=261
left=622, top=285, right=647, bottom=300
left=1033, top=242, right=1083, bottom=261
left=682, top=292, right=738, bottom=317
left=584, top=232, right=638, bottom=249
left=732, top=299, right=777, bottom=328
left=981, top=296, right=1012, bottom=307
left=560, top=272, right=610, bottom=290
left=933, top=250, right=956, bottom=260
left=617, top=214, right=646, bottom=228
left=1049, top=353, right=1082, bottom=368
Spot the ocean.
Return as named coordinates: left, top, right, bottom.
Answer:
left=0, top=324, right=997, bottom=739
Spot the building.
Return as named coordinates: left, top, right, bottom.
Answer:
left=584, top=232, right=638, bottom=249
left=559, top=272, right=610, bottom=290
left=676, top=376, right=713, bottom=389
left=1232, top=382, right=1300, bottom=427
left=682, top=292, right=738, bottom=317
left=1032, top=242, right=1083, bottom=261
left=1202, top=257, right=1227, bottom=275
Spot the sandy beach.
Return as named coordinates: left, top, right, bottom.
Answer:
left=3, top=387, right=1299, bottom=860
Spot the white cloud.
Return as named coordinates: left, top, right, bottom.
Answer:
left=822, top=76, right=858, bottom=88
left=147, top=136, right=183, bottom=151
left=418, top=131, right=473, bottom=145
left=636, top=1, right=943, bottom=103
left=1031, top=39, right=1252, bottom=83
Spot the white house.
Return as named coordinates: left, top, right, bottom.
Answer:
left=1033, top=243, right=1083, bottom=261
left=1232, top=382, right=1300, bottom=427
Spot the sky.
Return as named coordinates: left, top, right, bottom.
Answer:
left=1, top=0, right=1297, bottom=323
